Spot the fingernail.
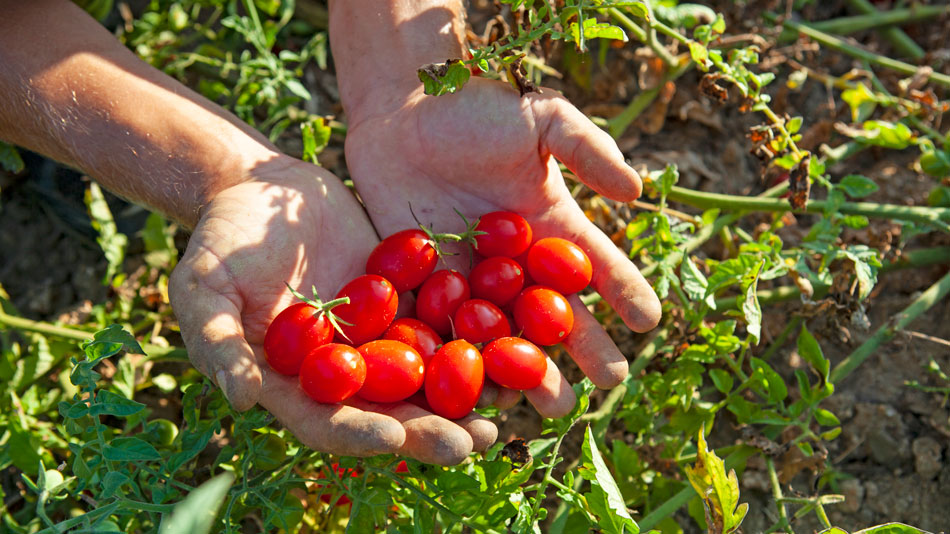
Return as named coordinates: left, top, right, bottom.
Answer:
left=215, top=370, right=231, bottom=403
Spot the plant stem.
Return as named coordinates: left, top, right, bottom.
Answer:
left=844, top=0, right=930, bottom=59
left=606, top=60, right=691, bottom=139
left=767, top=457, right=794, bottom=534
left=666, top=185, right=950, bottom=228
left=830, top=269, right=950, bottom=383
left=765, top=13, right=950, bottom=88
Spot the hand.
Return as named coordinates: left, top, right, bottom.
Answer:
left=344, top=78, right=663, bottom=416
left=168, top=156, right=496, bottom=465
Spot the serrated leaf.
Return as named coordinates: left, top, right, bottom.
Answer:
left=82, top=325, right=145, bottom=360
left=103, top=437, right=161, bottom=462
left=100, top=471, right=130, bottom=500
left=579, top=426, right=639, bottom=533
left=838, top=174, right=879, bottom=198
left=684, top=427, right=747, bottom=533
left=90, top=390, right=146, bottom=417
left=160, top=473, right=233, bottom=534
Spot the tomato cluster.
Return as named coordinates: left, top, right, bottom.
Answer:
left=262, top=212, right=592, bottom=420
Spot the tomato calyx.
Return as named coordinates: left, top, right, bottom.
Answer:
left=409, top=204, right=486, bottom=266
left=285, top=283, right=353, bottom=341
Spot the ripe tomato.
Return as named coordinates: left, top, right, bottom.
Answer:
left=482, top=337, right=547, bottom=390
left=416, top=270, right=470, bottom=337
left=474, top=211, right=533, bottom=258
left=525, top=237, right=592, bottom=295
left=365, top=229, right=437, bottom=294
left=333, top=275, right=398, bottom=345
left=512, top=286, right=574, bottom=346
left=425, top=340, right=484, bottom=419
left=263, top=302, right=334, bottom=375
left=383, top=318, right=443, bottom=364
left=356, top=340, right=425, bottom=403
left=468, top=256, right=525, bottom=307
left=453, top=299, right=511, bottom=344
left=299, top=343, right=366, bottom=404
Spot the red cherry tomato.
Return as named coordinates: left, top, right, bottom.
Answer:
left=468, top=256, right=525, bottom=307
left=482, top=337, right=547, bottom=390
left=453, top=299, right=511, bottom=344
left=317, top=463, right=360, bottom=506
left=365, top=229, right=437, bottom=294
left=512, top=286, right=574, bottom=346
left=264, top=302, right=334, bottom=375
left=395, top=460, right=410, bottom=474
left=425, top=340, right=484, bottom=419
left=333, top=275, right=398, bottom=345
left=383, top=318, right=443, bottom=364
left=299, top=343, right=366, bottom=404
left=474, top=211, right=532, bottom=258
left=525, top=237, right=592, bottom=295
left=416, top=270, right=470, bottom=337
left=356, top=340, right=425, bottom=403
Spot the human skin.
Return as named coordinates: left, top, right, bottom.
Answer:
left=0, top=0, right=496, bottom=465
left=329, top=0, right=663, bottom=415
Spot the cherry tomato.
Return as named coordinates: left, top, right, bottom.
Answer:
left=253, top=433, right=287, bottom=471
left=416, top=270, right=470, bottom=337
left=383, top=318, right=443, bottom=364
left=264, top=302, right=333, bottom=375
left=525, top=237, right=592, bottom=295
left=333, top=275, right=398, bottom=345
left=453, top=299, right=511, bottom=344
left=144, top=418, right=179, bottom=448
left=395, top=460, right=410, bottom=474
left=365, top=229, right=437, bottom=294
left=474, top=211, right=532, bottom=258
left=299, top=343, right=366, bottom=404
left=482, top=337, right=547, bottom=390
left=512, top=286, right=574, bottom=346
left=468, top=256, right=525, bottom=307
left=356, top=340, right=425, bottom=403
left=424, top=340, right=484, bottom=419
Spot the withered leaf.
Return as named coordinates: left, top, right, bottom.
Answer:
left=788, top=154, right=811, bottom=210
left=500, top=437, right=531, bottom=466
left=700, top=73, right=728, bottom=104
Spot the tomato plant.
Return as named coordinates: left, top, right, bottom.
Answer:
left=482, top=336, right=547, bottom=390
left=355, top=340, right=425, bottom=403
left=365, top=229, right=437, bottom=294
left=525, top=237, right=592, bottom=295
left=333, top=275, right=398, bottom=345
left=383, top=317, right=443, bottom=364
left=468, top=256, right=525, bottom=307
left=415, top=269, right=470, bottom=337
left=453, top=298, right=511, bottom=344
left=512, top=285, right=574, bottom=346
left=424, top=340, right=484, bottom=419
left=473, top=211, right=532, bottom=258
left=298, top=343, right=366, bottom=404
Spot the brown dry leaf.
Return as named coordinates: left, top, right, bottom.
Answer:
left=778, top=444, right=828, bottom=483
left=700, top=73, right=728, bottom=104
left=788, top=155, right=811, bottom=210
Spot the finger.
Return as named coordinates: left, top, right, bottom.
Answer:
left=348, top=398, right=474, bottom=466
left=562, top=294, right=628, bottom=388
left=494, top=386, right=522, bottom=410
left=534, top=95, right=642, bottom=202
left=523, top=355, right=576, bottom=418
left=259, top=370, right=406, bottom=456
left=453, top=411, right=498, bottom=452
left=169, top=251, right=261, bottom=411
left=477, top=380, right=499, bottom=408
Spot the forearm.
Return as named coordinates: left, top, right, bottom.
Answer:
left=328, top=0, right=466, bottom=125
left=0, top=0, right=280, bottom=228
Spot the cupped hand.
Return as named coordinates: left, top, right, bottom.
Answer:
left=344, top=78, right=663, bottom=417
left=168, top=156, right=496, bottom=465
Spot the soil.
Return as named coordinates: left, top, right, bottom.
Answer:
left=2, top=1, right=949, bottom=532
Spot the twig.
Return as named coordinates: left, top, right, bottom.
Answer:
left=904, top=330, right=950, bottom=348
left=630, top=199, right=701, bottom=225
left=844, top=0, right=930, bottom=59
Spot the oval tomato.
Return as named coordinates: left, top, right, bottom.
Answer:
left=482, top=337, right=547, bottom=390
left=512, top=286, right=574, bottom=346
left=383, top=318, right=443, bottom=364
left=263, top=302, right=334, bottom=375
left=453, top=299, right=511, bottom=344
left=356, top=340, right=425, bottom=403
left=425, top=340, right=484, bottom=419
left=333, top=275, right=398, bottom=345
left=525, top=237, right=592, bottom=295
left=299, top=343, right=366, bottom=404
left=365, top=229, right=437, bottom=294
left=416, top=270, right=470, bottom=337
left=468, top=256, right=525, bottom=307
left=474, top=211, right=532, bottom=258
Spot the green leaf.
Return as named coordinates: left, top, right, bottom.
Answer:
left=624, top=2, right=650, bottom=20
left=680, top=256, right=708, bottom=303
left=100, top=471, right=130, bottom=500
left=928, top=185, right=950, bottom=207
left=141, top=212, right=177, bottom=269
left=797, top=326, right=829, bottom=382
left=160, top=473, right=234, bottom=534
left=103, top=437, right=162, bottom=462
left=841, top=83, right=878, bottom=122
left=750, top=357, right=788, bottom=403
left=920, top=148, right=950, bottom=177
left=709, top=369, right=733, bottom=394
left=838, top=174, right=879, bottom=198
left=82, top=324, right=144, bottom=361
left=579, top=426, right=639, bottom=533
left=853, top=523, right=931, bottom=534
left=7, top=420, right=43, bottom=475
left=283, top=78, right=311, bottom=101
left=90, top=390, right=146, bottom=417
left=418, top=59, right=471, bottom=96
left=0, top=141, right=24, bottom=173
left=741, top=260, right=764, bottom=344
left=688, top=41, right=709, bottom=69
left=683, top=428, right=748, bottom=533
left=856, top=120, right=914, bottom=149
left=85, top=182, right=128, bottom=284
left=301, top=117, right=332, bottom=165
left=814, top=408, right=840, bottom=426
left=568, top=19, right=628, bottom=49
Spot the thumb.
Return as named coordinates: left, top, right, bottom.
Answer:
left=169, top=250, right=262, bottom=411
left=534, top=94, right=642, bottom=201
